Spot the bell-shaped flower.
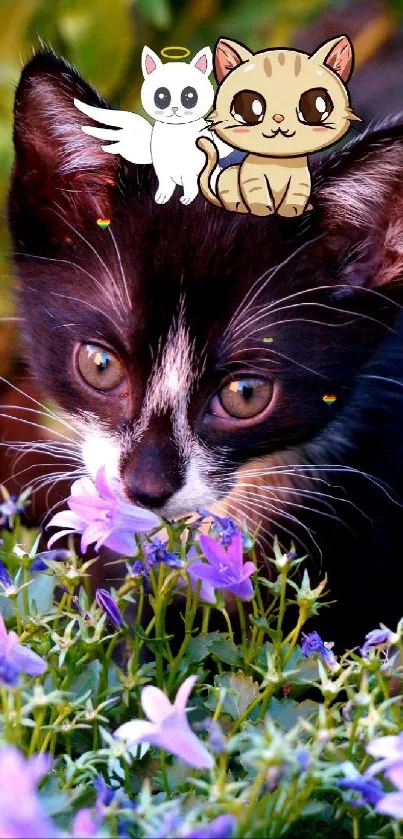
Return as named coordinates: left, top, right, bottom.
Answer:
left=47, top=466, right=160, bottom=556
left=188, top=533, right=255, bottom=604
left=0, top=613, right=47, bottom=687
left=114, top=675, right=213, bottom=770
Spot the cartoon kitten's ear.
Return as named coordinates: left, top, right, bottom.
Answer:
left=310, top=35, right=354, bottom=83
left=141, top=46, right=162, bottom=78
left=214, top=38, right=253, bottom=83
left=191, top=46, right=213, bottom=75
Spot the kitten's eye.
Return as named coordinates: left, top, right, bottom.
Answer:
left=181, top=86, right=198, bottom=109
left=230, top=90, right=266, bottom=125
left=77, top=344, right=126, bottom=392
left=211, top=377, right=273, bottom=420
left=154, top=87, right=171, bottom=109
left=297, top=87, right=333, bottom=125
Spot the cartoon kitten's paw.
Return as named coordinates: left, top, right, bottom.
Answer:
left=155, top=190, right=172, bottom=204
left=180, top=193, right=198, bottom=205
left=155, top=183, right=175, bottom=204
left=276, top=203, right=306, bottom=218
left=248, top=203, right=275, bottom=217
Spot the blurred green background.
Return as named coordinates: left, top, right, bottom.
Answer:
left=1, top=0, right=403, bottom=375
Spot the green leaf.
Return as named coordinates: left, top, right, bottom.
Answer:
left=136, top=0, right=171, bottom=29
left=207, top=671, right=259, bottom=720
left=186, top=631, right=220, bottom=663
left=57, top=0, right=135, bottom=97
left=266, top=697, right=318, bottom=730
left=69, top=659, right=101, bottom=701
left=210, top=637, right=242, bottom=666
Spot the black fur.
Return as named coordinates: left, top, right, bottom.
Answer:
left=8, top=49, right=403, bottom=649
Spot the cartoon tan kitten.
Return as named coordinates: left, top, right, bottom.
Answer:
left=197, top=35, right=360, bottom=217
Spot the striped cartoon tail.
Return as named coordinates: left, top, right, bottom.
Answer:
left=196, top=137, right=221, bottom=207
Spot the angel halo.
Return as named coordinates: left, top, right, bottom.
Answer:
left=75, top=45, right=231, bottom=206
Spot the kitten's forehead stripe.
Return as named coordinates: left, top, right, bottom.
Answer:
left=263, top=57, right=272, bottom=77
left=294, top=54, right=302, bottom=77
left=277, top=52, right=285, bottom=66
left=142, top=308, right=196, bottom=419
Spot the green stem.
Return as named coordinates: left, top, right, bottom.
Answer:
left=282, top=606, right=308, bottom=665
left=220, top=608, right=234, bottom=644
left=276, top=569, right=287, bottom=644
left=166, top=580, right=201, bottom=693
left=201, top=605, right=210, bottom=633
left=160, top=750, right=170, bottom=796
left=237, top=600, right=248, bottom=660
left=230, top=682, right=275, bottom=735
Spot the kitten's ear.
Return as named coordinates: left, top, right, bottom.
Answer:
left=214, top=38, right=253, bottom=83
left=141, top=46, right=162, bottom=77
left=191, top=46, right=213, bottom=75
left=315, top=117, right=403, bottom=287
left=9, top=49, right=119, bottom=248
left=310, top=35, right=354, bottom=83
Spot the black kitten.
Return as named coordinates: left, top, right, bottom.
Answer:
left=8, top=48, right=403, bottom=649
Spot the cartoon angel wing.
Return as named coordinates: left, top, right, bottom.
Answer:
left=74, top=99, right=152, bottom=165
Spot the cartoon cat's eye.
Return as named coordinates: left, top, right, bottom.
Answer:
left=76, top=344, right=126, bottom=393
left=181, top=86, right=198, bottom=109
left=297, top=87, right=333, bottom=125
left=230, top=90, right=266, bottom=126
left=154, top=87, right=171, bottom=109
left=211, top=377, right=274, bottom=421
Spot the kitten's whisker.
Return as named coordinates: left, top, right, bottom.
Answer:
left=232, top=489, right=322, bottom=558
left=50, top=291, right=121, bottom=333
left=223, top=234, right=324, bottom=340
left=13, top=250, right=122, bottom=319
left=108, top=226, right=132, bottom=310
left=0, top=412, right=82, bottom=446
left=51, top=206, right=126, bottom=314
left=0, top=403, right=82, bottom=440
left=226, top=301, right=393, bottom=352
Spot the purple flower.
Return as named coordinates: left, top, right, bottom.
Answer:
left=95, top=588, right=125, bottom=629
left=366, top=734, right=403, bottom=818
left=197, top=510, right=249, bottom=547
left=301, top=631, right=338, bottom=671
left=115, top=675, right=213, bottom=770
left=0, top=746, right=55, bottom=838
left=0, top=559, right=13, bottom=591
left=188, top=533, right=255, bottom=604
left=361, top=627, right=397, bottom=658
left=144, top=537, right=183, bottom=569
left=0, top=494, right=25, bottom=529
left=72, top=808, right=100, bottom=838
left=47, top=467, right=160, bottom=556
left=94, top=775, right=115, bottom=810
left=0, top=613, right=47, bottom=687
left=130, top=559, right=148, bottom=578
left=367, top=733, right=403, bottom=775
left=184, top=814, right=236, bottom=839
left=30, top=549, right=71, bottom=572
left=338, top=775, right=384, bottom=807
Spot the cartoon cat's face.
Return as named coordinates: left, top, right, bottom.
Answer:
left=209, top=36, right=359, bottom=157
left=141, top=46, right=214, bottom=125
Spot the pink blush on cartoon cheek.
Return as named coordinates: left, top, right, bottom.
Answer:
left=154, top=109, right=164, bottom=116
left=312, top=126, right=329, bottom=132
left=232, top=127, right=250, bottom=133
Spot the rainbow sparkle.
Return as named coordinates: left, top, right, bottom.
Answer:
left=96, top=218, right=111, bottom=229
left=322, top=394, right=337, bottom=405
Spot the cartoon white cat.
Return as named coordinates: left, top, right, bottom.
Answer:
left=75, top=46, right=230, bottom=206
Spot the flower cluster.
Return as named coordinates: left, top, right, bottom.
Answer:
left=1, top=466, right=403, bottom=838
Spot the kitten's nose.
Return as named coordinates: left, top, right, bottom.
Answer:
left=272, top=114, right=285, bottom=123
left=171, top=106, right=179, bottom=113
left=122, top=440, right=183, bottom=510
